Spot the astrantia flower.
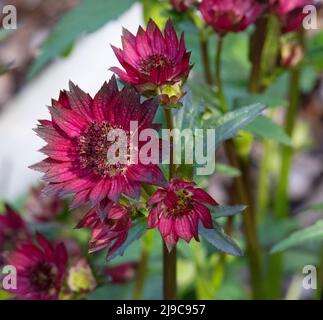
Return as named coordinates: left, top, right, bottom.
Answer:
left=270, top=0, right=314, bottom=33
left=147, top=178, right=218, bottom=251
left=105, top=261, right=138, bottom=284
left=25, top=183, right=64, bottom=222
left=200, top=0, right=263, bottom=35
left=76, top=202, right=132, bottom=257
left=31, top=76, right=166, bottom=208
left=0, top=204, right=29, bottom=252
left=6, top=233, right=68, bottom=300
left=111, top=19, right=192, bottom=105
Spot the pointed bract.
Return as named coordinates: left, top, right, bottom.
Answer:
left=147, top=178, right=218, bottom=251
left=31, top=77, right=166, bottom=207
left=111, top=19, right=192, bottom=104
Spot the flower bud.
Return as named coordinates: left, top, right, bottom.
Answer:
left=200, top=0, right=264, bottom=35
left=67, top=259, right=96, bottom=293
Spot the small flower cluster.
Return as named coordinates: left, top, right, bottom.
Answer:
left=31, top=19, right=218, bottom=259
left=199, top=0, right=314, bottom=35
left=0, top=203, right=135, bottom=299
left=30, top=0, right=314, bottom=286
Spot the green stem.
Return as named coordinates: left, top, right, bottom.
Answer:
left=215, top=35, right=264, bottom=299
left=200, top=34, right=213, bottom=85
left=256, top=122, right=276, bottom=224
left=215, top=36, right=228, bottom=112
left=163, top=108, right=177, bottom=300
left=268, top=68, right=301, bottom=299
left=134, top=247, right=149, bottom=299
left=275, top=68, right=300, bottom=218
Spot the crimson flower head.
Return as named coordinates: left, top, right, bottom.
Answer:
left=111, top=19, right=192, bottom=106
left=147, top=178, right=218, bottom=251
left=170, top=0, right=199, bottom=12
left=105, top=261, right=138, bottom=284
left=270, top=0, right=314, bottom=33
left=31, top=76, right=166, bottom=208
left=200, top=0, right=263, bottom=35
left=25, top=183, right=64, bottom=222
left=77, top=202, right=132, bottom=258
left=0, top=204, right=29, bottom=252
left=6, top=233, right=68, bottom=300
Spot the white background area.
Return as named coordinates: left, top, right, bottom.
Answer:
left=0, top=3, right=143, bottom=200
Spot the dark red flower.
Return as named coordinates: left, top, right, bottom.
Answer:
left=77, top=202, right=132, bottom=257
left=170, top=0, right=199, bottom=12
left=30, top=76, right=166, bottom=208
left=25, top=183, right=64, bottom=222
left=200, top=0, right=263, bottom=35
left=5, top=233, right=68, bottom=300
left=105, top=261, right=138, bottom=284
left=111, top=19, right=192, bottom=104
left=0, top=204, right=29, bottom=252
left=147, top=178, right=218, bottom=251
left=270, top=0, right=314, bottom=33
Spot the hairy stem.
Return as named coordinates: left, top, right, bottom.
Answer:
left=163, top=108, right=177, bottom=300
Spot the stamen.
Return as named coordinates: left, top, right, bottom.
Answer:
left=78, top=122, right=128, bottom=177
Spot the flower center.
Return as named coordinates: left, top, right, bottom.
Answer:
left=166, top=189, right=193, bottom=217
left=29, top=262, right=57, bottom=293
left=139, top=54, right=174, bottom=76
left=78, top=122, right=128, bottom=177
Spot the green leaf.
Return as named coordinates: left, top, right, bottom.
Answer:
left=209, top=103, right=266, bottom=149
left=28, top=0, right=136, bottom=79
left=214, top=163, right=241, bottom=177
left=306, top=31, right=323, bottom=71
left=271, top=220, right=323, bottom=253
left=174, top=88, right=204, bottom=130
left=211, top=205, right=246, bottom=220
left=141, top=0, right=169, bottom=27
left=199, top=222, right=243, bottom=256
left=245, top=115, right=292, bottom=146
left=107, top=217, right=146, bottom=260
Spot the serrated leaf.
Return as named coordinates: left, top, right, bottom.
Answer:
left=245, top=115, right=292, bottom=146
left=173, top=88, right=204, bottom=130
left=211, top=205, right=246, bottom=220
left=270, top=220, right=323, bottom=253
left=28, top=0, right=136, bottom=78
left=199, top=222, right=243, bottom=256
left=209, top=103, right=266, bottom=149
left=108, top=217, right=146, bottom=260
